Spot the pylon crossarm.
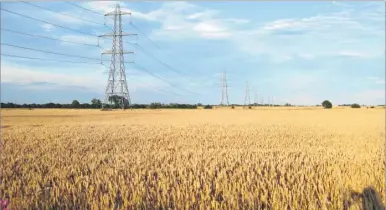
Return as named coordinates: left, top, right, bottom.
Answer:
left=99, top=33, right=137, bottom=37
left=105, top=11, right=131, bottom=16
left=102, top=50, right=134, bottom=54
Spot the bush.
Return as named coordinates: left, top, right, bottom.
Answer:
left=322, top=100, right=332, bottom=109
left=231, top=106, right=235, bottom=109
left=370, top=106, right=375, bottom=108
left=203, top=105, right=213, bottom=109
left=351, top=103, right=361, bottom=108
left=248, top=106, right=252, bottom=109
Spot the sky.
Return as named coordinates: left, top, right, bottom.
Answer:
left=1, top=1, right=385, bottom=105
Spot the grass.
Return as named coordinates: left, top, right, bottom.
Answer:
left=1, top=107, right=384, bottom=209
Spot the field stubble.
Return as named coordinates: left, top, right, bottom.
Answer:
left=0, top=107, right=384, bottom=209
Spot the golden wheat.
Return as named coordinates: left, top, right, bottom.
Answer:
left=0, top=107, right=384, bottom=209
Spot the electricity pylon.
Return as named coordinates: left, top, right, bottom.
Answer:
left=244, top=81, right=251, bottom=107
left=267, top=96, right=270, bottom=106
left=254, top=90, right=259, bottom=106
left=220, top=70, right=229, bottom=106
left=100, top=4, right=136, bottom=109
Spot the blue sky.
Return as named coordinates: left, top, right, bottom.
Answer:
left=1, top=1, right=385, bottom=105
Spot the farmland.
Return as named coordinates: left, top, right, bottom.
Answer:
left=0, top=107, right=384, bottom=209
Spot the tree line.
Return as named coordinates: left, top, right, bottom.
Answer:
left=2, top=98, right=382, bottom=110
left=0, top=98, right=198, bottom=110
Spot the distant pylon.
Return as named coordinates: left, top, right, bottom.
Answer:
left=254, top=90, right=259, bottom=106
left=220, top=70, right=229, bottom=106
left=100, top=4, right=136, bottom=109
left=244, top=81, right=251, bottom=107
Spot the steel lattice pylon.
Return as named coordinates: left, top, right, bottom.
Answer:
left=244, top=81, right=251, bottom=107
left=220, top=70, right=229, bottom=106
left=100, top=4, right=136, bottom=109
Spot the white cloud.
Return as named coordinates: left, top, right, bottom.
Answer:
left=194, top=21, right=225, bottom=33
left=57, top=2, right=248, bottom=41
left=131, top=2, right=249, bottom=40
left=59, top=34, right=99, bottom=46
left=187, top=11, right=217, bottom=20
left=51, top=13, right=89, bottom=25
left=262, top=19, right=301, bottom=31
left=41, top=24, right=54, bottom=32
left=367, top=77, right=385, bottom=85
left=82, top=1, right=127, bottom=14
left=232, top=3, right=384, bottom=62
left=337, top=51, right=366, bottom=58
left=0, top=62, right=169, bottom=93
left=1, top=63, right=105, bottom=92
left=223, top=18, right=250, bottom=24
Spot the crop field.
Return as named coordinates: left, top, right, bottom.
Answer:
left=0, top=107, right=385, bottom=209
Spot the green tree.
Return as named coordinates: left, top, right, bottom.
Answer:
left=108, top=95, right=129, bottom=109
left=91, top=98, right=102, bottom=108
left=71, top=100, right=80, bottom=108
left=322, top=100, right=332, bottom=109
left=351, top=103, right=361, bottom=108
left=149, top=102, right=162, bottom=109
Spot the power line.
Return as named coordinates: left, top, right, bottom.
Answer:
left=2, top=7, right=191, bottom=77
left=1, top=28, right=98, bottom=47
left=57, top=2, right=188, bottom=79
left=133, top=63, right=198, bottom=95
left=1, top=53, right=102, bottom=64
left=1, top=8, right=97, bottom=37
left=2, top=8, right=116, bottom=47
left=63, top=2, right=104, bottom=16
left=3, top=4, right=198, bottom=96
left=1, top=54, right=181, bottom=97
left=64, top=2, right=162, bottom=50
left=1, top=43, right=100, bottom=61
left=134, top=44, right=190, bottom=77
left=2, top=53, right=134, bottom=65
left=20, top=1, right=105, bottom=26
left=2, top=8, right=133, bottom=48
left=129, top=22, right=162, bottom=50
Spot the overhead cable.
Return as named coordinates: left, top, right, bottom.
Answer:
left=2, top=43, right=100, bottom=61
left=20, top=1, right=105, bottom=26
left=1, top=28, right=98, bottom=47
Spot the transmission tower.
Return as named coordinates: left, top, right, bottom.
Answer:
left=244, top=81, right=251, bottom=107
left=220, top=70, right=229, bottom=106
left=100, top=4, right=136, bottom=109
left=254, top=90, right=259, bottom=106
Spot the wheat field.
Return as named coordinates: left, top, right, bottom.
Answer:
left=0, top=107, right=384, bottom=209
